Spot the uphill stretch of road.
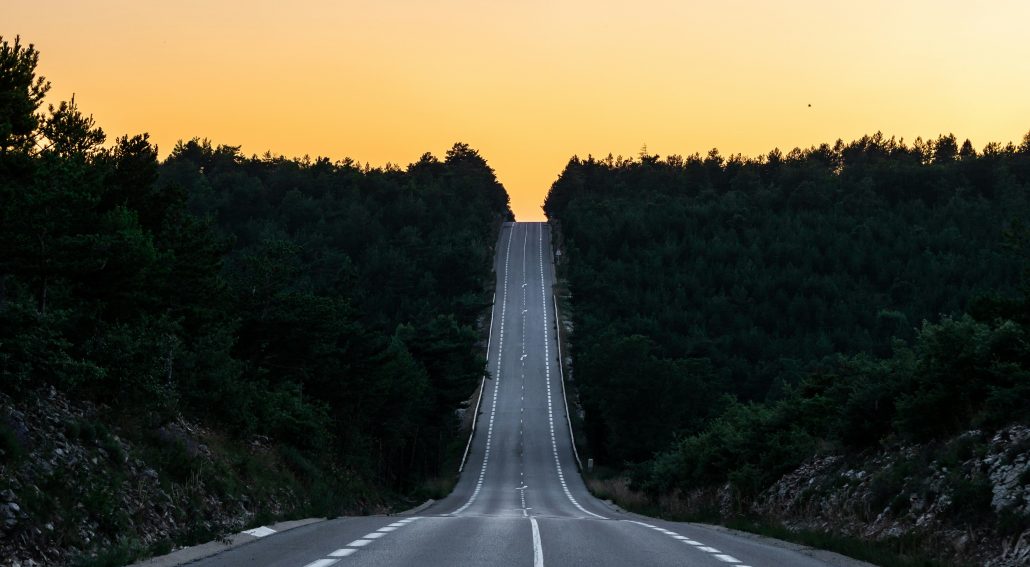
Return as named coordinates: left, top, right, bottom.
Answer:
left=191, top=222, right=862, bottom=567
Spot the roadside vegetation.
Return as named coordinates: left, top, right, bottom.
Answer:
left=546, top=132, right=1030, bottom=564
left=0, top=36, right=511, bottom=564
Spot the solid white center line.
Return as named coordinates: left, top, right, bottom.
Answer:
left=531, top=517, right=544, bottom=567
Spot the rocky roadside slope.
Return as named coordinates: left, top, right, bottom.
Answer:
left=0, top=388, right=362, bottom=566
left=589, top=426, right=1029, bottom=566
left=749, top=426, right=1030, bottom=566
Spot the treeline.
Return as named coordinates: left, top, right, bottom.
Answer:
left=544, top=132, right=1030, bottom=494
left=0, top=34, right=511, bottom=506
left=156, top=139, right=511, bottom=486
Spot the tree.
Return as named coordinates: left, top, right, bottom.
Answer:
left=545, top=130, right=1030, bottom=472
left=0, top=35, right=50, bottom=155
left=933, top=133, right=958, bottom=163
left=39, top=96, right=106, bottom=159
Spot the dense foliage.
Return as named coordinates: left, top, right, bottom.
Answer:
left=0, top=35, right=512, bottom=505
left=544, top=133, right=1030, bottom=493
left=156, top=139, right=511, bottom=485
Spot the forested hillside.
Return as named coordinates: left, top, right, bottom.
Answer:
left=155, top=138, right=511, bottom=487
left=0, top=36, right=511, bottom=563
left=545, top=135, right=1030, bottom=562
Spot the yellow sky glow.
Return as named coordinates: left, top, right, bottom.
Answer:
left=6, top=0, right=1030, bottom=220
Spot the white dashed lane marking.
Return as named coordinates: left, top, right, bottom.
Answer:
left=303, top=517, right=424, bottom=565
left=625, top=520, right=752, bottom=565
left=363, top=532, right=386, bottom=539
left=520, top=224, right=531, bottom=518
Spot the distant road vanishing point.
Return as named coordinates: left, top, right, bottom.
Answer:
left=189, top=222, right=864, bottom=567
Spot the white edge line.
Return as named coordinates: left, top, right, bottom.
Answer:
left=553, top=292, right=583, bottom=472
left=453, top=223, right=513, bottom=513
left=458, top=291, right=495, bottom=473
left=458, top=237, right=501, bottom=474
left=458, top=222, right=510, bottom=473
left=540, top=226, right=605, bottom=520
left=531, top=517, right=544, bottom=567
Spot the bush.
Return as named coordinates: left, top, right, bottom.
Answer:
left=639, top=400, right=817, bottom=497
left=73, top=537, right=144, bottom=567
left=895, top=317, right=1030, bottom=441
left=949, top=475, right=993, bottom=522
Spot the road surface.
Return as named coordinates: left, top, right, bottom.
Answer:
left=191, top=222, right=859, bottom=567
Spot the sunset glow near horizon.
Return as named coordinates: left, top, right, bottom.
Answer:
left=6, top=0, right=1030, bottom=220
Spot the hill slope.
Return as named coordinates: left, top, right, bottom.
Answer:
left=0, top=37, right=512, bottom=565
left=545, top=134, right=1030, bottom=565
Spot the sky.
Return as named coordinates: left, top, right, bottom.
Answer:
left=5, top=1, right=1030, bottom=220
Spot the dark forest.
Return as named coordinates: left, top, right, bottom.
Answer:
left=545, top=134, right=1030, bottom=498
left=1, top=37, right=512, bottom=532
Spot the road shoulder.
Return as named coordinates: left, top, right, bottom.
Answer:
left=128, top=517, right=325, bottom=567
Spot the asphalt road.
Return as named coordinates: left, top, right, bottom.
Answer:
left=192, top=222, right=862, bottom=567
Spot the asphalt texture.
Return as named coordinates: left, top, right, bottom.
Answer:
left=190, top=222, right=866, bottom=567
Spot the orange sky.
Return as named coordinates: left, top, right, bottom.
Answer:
left=6, top=0, right=1030, bottom=220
